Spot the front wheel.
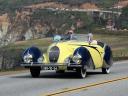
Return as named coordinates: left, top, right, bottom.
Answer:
left=102, top=68, right=110, bottom=74
left=77, top=65, right=87, bottom=78
left=30, top=67, right=41, bottom=78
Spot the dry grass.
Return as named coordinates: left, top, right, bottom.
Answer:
left=6, top=34, right=128, bottom=61
left=10, top=34, right=128, bottom=61
left=94, top=34, right=128, bottom=60
left=4, top=38, right=52, bottom=50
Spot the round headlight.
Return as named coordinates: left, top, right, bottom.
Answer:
left=23, top=54, right=33, bottom=63
left=72, top=53, right=82, bottom=64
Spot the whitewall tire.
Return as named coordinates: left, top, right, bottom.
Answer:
left=102, top=68, right=110, bottom=74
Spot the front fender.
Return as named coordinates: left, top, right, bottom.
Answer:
left=103, top=45, right=113, bottom=67
left=73, top=47, right=91, bottom=64
left=22, top=46, right=42, bottom=62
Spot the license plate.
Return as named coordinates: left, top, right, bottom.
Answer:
left=44, top=66, right=58, bottom=70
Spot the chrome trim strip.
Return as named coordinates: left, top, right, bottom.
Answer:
left=21, top=63, right=82, bottom=67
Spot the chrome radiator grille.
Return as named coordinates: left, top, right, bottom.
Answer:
left=49, top=46, right=60, bottom=63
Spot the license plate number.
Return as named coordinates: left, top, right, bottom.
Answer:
left=44, top=66, right=58, bottom=70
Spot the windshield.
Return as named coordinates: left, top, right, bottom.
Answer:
left=53, top=34, right=89, bottom=42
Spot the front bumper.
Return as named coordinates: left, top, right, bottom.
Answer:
left=21, top=62, right=82, bottom=70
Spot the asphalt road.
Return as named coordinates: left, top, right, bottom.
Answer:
left=0, top=61, right=128, bottom=96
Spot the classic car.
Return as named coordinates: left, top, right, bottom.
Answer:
left=21, top=34, right=113, bottom=78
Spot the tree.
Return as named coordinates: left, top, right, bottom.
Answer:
left=117, top=5, right=128, bottom=29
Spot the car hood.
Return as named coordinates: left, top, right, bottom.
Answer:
left=43, top=40, right=101, bottom=64
left=46, top=41, right=88, bottom=63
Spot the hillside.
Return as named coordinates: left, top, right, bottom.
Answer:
left=0, top=0, right=122, bottom=13
left=114, top=0, right=128, bottom=8
left=0, top=0, right=127, bottom=46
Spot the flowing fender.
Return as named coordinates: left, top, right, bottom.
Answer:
left=73, top=47, right=93, bottom=67
left=22, top=46, right=42, bottom=62
left=103, top=45, right=113, bottom=67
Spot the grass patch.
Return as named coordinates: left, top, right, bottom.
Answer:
left=4, top=33, right=128, bottom=61
left=3, top=38, right=52, bottom=50
left=94, top=33, right=128, bottom=61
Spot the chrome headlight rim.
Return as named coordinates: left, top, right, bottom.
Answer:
left=72, top=53, right=82, bottom=64
left=23, top=54, right=33, bottom=63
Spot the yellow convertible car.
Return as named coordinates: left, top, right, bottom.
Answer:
left=21, top=35, right=113, bottom=78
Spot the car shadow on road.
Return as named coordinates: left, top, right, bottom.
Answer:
left=11, top=71, right=104, bottom=79
left=40, top=71, right=103, bottom=79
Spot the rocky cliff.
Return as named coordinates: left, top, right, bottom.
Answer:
left=0, top=4, right=91, bottom=46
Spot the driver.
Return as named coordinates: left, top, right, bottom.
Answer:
left=65, top=30, right=74, bottom=40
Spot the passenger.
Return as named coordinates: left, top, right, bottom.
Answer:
left=53, top=35, right=61, bottom=42
left=87, top=33, right=97, bottom=44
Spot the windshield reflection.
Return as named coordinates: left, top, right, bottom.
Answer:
left=53, top=34, right=89, bottom=42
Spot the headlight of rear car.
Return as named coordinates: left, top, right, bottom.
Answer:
left=23, top=54, right=33, bottom=63
left=72, top=53, right=82, bottom=64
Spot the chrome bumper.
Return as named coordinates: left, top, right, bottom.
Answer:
left=21, top=62, right=82, bottom=68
